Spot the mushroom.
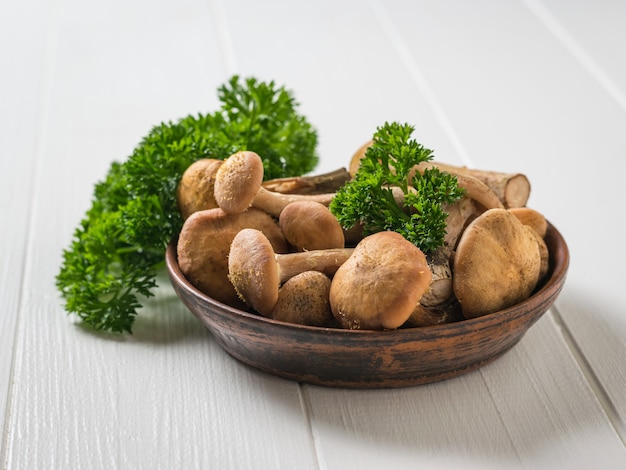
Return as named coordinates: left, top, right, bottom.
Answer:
left=271, top=271, right=334, bottom=326
left=228, top=228, right=354, bottom=316
left=329, top=231, right=432, bottom=330
left=509, top=206, right=548, bottom=238
left=214, top=150, right=336, bottom=217
left=177, top=208, right=288, bottom=308
left=528, top=226, right=550, bottom=283
left=452, top=208, right=541, bottom=319
left=176, top=158, right=223, bottom=220
left=278, top=200, right=345, bottom=251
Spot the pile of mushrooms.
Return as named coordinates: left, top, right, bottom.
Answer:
left=176, top=147, right=550, bottom=330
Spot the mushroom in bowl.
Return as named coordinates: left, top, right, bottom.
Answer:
left=165, top=221, right=568, bottom=388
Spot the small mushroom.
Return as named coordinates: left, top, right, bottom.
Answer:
left=452, top=208, right=541, bottom=319
left=527, top=226, right=550, bottom=282
left=509, top=206, right=548, bottom=238
left=228, top=228, right=354, bottom=316
left=279, top=201, right=345, bottom=251
left=176, top=158, right=223, bottom=220
left=271, top=271, right=333, bottom=326
left=214, top=150, right=335, bottom=217
left=329, top=231, right=432, bottom=330
left=177, top=208, right=288, bottom=308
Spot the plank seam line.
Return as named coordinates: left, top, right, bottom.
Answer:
left=365, top=0, right=474, bottom=168
left=207, top=0, right=238, bottom=77
left=0, top=0, right=64, bottom=466
left=522, top=0, right=626, bottom=112
left=298, top=385, right=325, bottom=470
left=550, top=305, right=626, bottom=447
left=478, top=369, right=524, bottom=463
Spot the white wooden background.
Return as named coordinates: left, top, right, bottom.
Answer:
left=2, top=0, right=626, bottom=468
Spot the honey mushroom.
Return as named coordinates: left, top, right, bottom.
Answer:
left=228, top=228, right=354, bottom=317
left=271, top=271, right=334, bottom=326
left=452, top=208, right=542, bottom=319
left=278, top=200, right=345, bottom=251
left=329, top=231, right=432, bottom=330
left=177, top=208, right=288, bottom=309
left=510, top=206, right=550, bottom=282
left=214, top=150, right=336, bottom=217
left=176, top=158, right=223, bottom=220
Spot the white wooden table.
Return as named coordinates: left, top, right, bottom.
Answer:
left=2, top=0, right=626, bottom=468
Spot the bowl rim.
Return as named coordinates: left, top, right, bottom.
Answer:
left=165, top=220, right=570, bottom=337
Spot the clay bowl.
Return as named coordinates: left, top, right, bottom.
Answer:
left=166, top=222, right=569, bottom=389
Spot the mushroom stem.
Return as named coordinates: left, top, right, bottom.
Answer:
left=214, top=150, right=335, bottom=217
left=252, top=186, right=335, bottom=217
left=228, top=228, right=353, bottom=316
left=276, top=249, right=354, bottom=282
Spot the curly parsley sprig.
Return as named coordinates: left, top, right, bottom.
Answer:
left=56, top=76, right=319, bottom=333
left=329, top=122, right=464, bottom=253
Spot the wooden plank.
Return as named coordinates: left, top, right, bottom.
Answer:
left=219, top=0, right=467, bottom=173
left=5, top=0, right=626, bottom=468
left=3, top=0, right=318, bottom=468
left=523, top=0, right=626, bottom=439
left=304, top=313, right=626, bottom=468
left=220, top=0, right=626, bottom=467
left=0, top=0, right=52, bottom=457
left=381, top=0, right=626, bottom=435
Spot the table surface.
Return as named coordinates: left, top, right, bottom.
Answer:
left=2, top=0, right=626, bottom=468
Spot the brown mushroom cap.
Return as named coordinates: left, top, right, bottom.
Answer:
left=279, top=200, right=345, bottom=251
left=176, top=159, right=223, bottom=220
left=329, top=231, right=432, bottom=330
left=214, top=150, right=264, bottom=214
left=509, top=206, right=548, bottom=238
left=271, top=271, right=333, bottom=326
left=177, top=208, right=287, bottom=309
left=214, top=150, right=336, bottom=217
left=452, top=208, right=541, bottom=319
left=228, top=228, right=281, bottom=316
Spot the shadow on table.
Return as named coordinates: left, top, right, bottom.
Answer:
left=73, top=273, right=212, bottom=345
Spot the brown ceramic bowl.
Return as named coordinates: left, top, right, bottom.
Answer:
left=166, top=222, right=569, bottom=388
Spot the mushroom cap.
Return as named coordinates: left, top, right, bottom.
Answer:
left=177, top=208, right=287, bottom=309
left=214, top=150, right=264, bottom=214
left=348, top=140, right=372, bottom=176
left=329, top=231, right=432, bottom=330
left=228, top=228, right=280, bottom=317
left=452, top=208, right=541, bottom=319
left=176, top=158, right=223, bottom=220
left=509, top=206, right=548, bottom=238
left=271, top=271, right=333, bottom=326
left=279, top=200, right=345, bottom=251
